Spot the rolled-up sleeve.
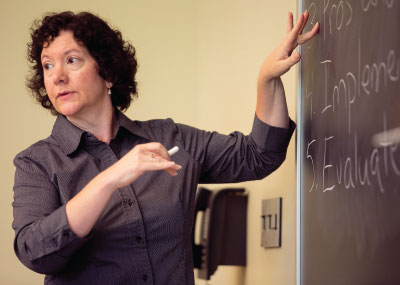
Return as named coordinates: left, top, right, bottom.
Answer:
left=177, top=115, right=295, bottom=184
left=13, top=155, right=89, bottom=274
left=250, top=115, right=296, bottom=154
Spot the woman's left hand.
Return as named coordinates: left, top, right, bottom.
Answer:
left=259, top=10, right=319, bottom=83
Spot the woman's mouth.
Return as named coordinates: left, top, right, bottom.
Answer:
left=57, top=91, right=74, bottom=98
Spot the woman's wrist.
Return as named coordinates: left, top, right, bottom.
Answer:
left=96, top=167, right=121, bottom=194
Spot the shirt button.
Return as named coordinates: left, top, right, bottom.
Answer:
left=127, top=199, right=134, bottom=206
left=135, top=236, right=142, bottom=243
left=50, top=238, right=58, bottom=247
left=142, top=274, right=148, bottom=282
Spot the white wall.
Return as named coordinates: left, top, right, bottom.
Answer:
left=194, top=1, right=298, bottom=284
left=1, top=0, right=297, bottom=284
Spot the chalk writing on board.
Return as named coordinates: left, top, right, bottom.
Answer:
left=300, top=1, right=400, bottom=283
left=302, top=2, right=400, bottom=194
left=362, top=0, right=395, bottom=12
left=306, top=139, right=316, bottom=192
left=321, top=41, right=400, bottom=133
left=305, top=71, right=314, bottom=120
left=321, top=0, right=353, bottom=41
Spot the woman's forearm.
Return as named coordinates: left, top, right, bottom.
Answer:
left=256, top=76, right=289, bottom=128
left=65, top=169, right=117, bottom=238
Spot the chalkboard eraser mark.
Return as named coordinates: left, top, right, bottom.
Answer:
left=372, top=127, right=400, bottom=147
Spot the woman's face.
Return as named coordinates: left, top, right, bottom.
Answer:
left=41, top=30, right=112, bottom=119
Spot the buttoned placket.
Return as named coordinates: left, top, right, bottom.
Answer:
left=104, top=139, right=154, bottom=284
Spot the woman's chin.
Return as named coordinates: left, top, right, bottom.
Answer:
left=56, top=104, right=82, bottom=117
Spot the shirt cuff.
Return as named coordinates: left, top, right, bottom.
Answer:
left=250, top=115, right=296, bottom=153
left=39, top=204, right=90, bottom=259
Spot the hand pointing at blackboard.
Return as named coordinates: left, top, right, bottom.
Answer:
left=256, top=10, right=319, bottom=129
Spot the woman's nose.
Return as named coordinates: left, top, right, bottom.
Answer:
left=53, top=64, right=68, bottom=85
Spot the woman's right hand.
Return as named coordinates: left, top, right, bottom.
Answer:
left=66, top=142, right=181, bottom=238
left=106, top=142, right=182, bottom=189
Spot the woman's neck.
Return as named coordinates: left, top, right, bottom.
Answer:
left=66, top=107, right=118, bottom=144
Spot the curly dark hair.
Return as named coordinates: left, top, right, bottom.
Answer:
left=27, top=11, right=138, bottom=115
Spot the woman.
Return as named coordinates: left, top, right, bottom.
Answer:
left=13, top=11, right=318, bottom=284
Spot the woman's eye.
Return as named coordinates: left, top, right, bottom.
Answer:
left=43, top=63, right=53, bottom=70
left=68, top=57, right=80, bottom=64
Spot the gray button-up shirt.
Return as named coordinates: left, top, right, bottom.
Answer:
left=12, top=110, right=295, bottom=284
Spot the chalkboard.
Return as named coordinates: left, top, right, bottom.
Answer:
left=298, top=1, right=400, bottom=284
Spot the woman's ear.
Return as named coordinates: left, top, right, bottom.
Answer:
left=106, top=81, right=113, bottom=89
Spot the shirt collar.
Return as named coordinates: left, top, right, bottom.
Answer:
left=116, top=110, right=149, bottom=140
left=51, top=109, right=149, bottom=155
left=51, top=115, right=85, bottom=155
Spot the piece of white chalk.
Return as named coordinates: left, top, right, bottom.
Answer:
left=168, top=146, right=179, bottom=156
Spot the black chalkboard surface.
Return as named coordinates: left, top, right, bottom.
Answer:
left=298, top=1, right=400, bottom=284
